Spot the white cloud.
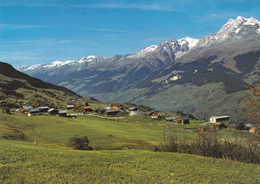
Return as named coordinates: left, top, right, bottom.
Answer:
left=0, top=24, right=48, bottom=30
left=79, top=3, right=175, bottom=11
left=0, top=1, right=177, bottom=11
left=0, top=52, right=37, bottom=62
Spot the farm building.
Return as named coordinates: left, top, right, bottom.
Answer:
left=129, top=110, right=142, bottom=116
left=59, top=110, right=67, bottom=117
left=79, top=106, right=93, bottom=113
left=104, top=109, right=120, bottom=117
left=48, top=108, right=59, bottom=115
left=22, top=106, right=33, bottom=112
left=209, top=116, right=229, bottom=123
left=66, top=105, right=74, bottom=110
left=111, top=105, right=119, bottom=110
left=37, top=106, right=49, bottom=112
left=149, top=111, right=159, bottom=119
left=165, top=117, right=176, bottom=122
left=176, top=118, right=190, bottom=124
left=28, top=109, right=40, bottom=116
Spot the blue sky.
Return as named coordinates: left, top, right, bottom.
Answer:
left=0, top=0, right=259, bottom=66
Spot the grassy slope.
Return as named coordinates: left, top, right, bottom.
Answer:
left=0, top=114, right=166, bottom=150
left=0, top=113, right=259, bottom=183
left=0, top=113, right=250, bottom=149
left=0, top=140, right=259, bottom=184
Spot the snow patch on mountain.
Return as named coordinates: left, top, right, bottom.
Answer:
left=24, top=64, right=42, bottom=71
left=128, top=45, right=158, bottom=58
left=169, top=74, right=182, bottom=81
left=77, top=56, right=98, bottom=63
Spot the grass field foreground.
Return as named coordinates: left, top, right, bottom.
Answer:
left=0, top=140, right=259, bottom=184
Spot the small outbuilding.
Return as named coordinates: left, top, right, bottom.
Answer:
left=176, top=118, right=190, bottom=124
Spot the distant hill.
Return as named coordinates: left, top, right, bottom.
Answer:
left=18, top=16, right=260, bottom=120
left=0, top=61, right=81, bottom=106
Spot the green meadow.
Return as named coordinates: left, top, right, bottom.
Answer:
left=0, top=113, right=259, bottom=183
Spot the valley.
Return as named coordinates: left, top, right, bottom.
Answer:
left=18, top=16, right=260, bottom=121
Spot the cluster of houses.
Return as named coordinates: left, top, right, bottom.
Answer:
left=0, top=99, right=257, bottom=133
left=4, top=101, right=191, bottom=124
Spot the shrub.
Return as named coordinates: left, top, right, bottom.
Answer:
left=68, top=136, right=93, bottom=150
left=161, top=127, right=260, bottom=164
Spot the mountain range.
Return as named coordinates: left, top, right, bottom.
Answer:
left=18, top=16, right=260, bottom=120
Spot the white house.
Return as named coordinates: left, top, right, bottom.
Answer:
left=209, top=116, right=229, bottom=123
left=129, top=109, right=142, bottom=116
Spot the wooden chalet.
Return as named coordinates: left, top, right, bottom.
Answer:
left=48, top=108, right=59, bottom=115
left=59, top=110, right=67, bottom=117
left=66, top=105, right=74, bottom=110
left=148, top=111, right=159, bottom=118
left=37, top=106, right=49, bottom=112
left=176, top=118, right=190, bottom=124
left=21, top=106, right=33, bottom=113
left=104, top=109, right=120, bottom=117
left=28, top=109, right=40, bottom=116
left=111, top=105, right=119, bottom=110
left=79, top=106, right=93, bottom=113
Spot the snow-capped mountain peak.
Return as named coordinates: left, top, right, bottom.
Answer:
left=128, top=37, right=198, bottom=59
left=23, top=64, right=42, bottom=71
left=197, top=16, right=260, bottom=47
left=216, top=16, right=260, bottom=40
left=42, top=60, right=74, bottom=68
left=177, top=37, right=199, bottom=50
left=19, top=56, right=103, bottom=71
